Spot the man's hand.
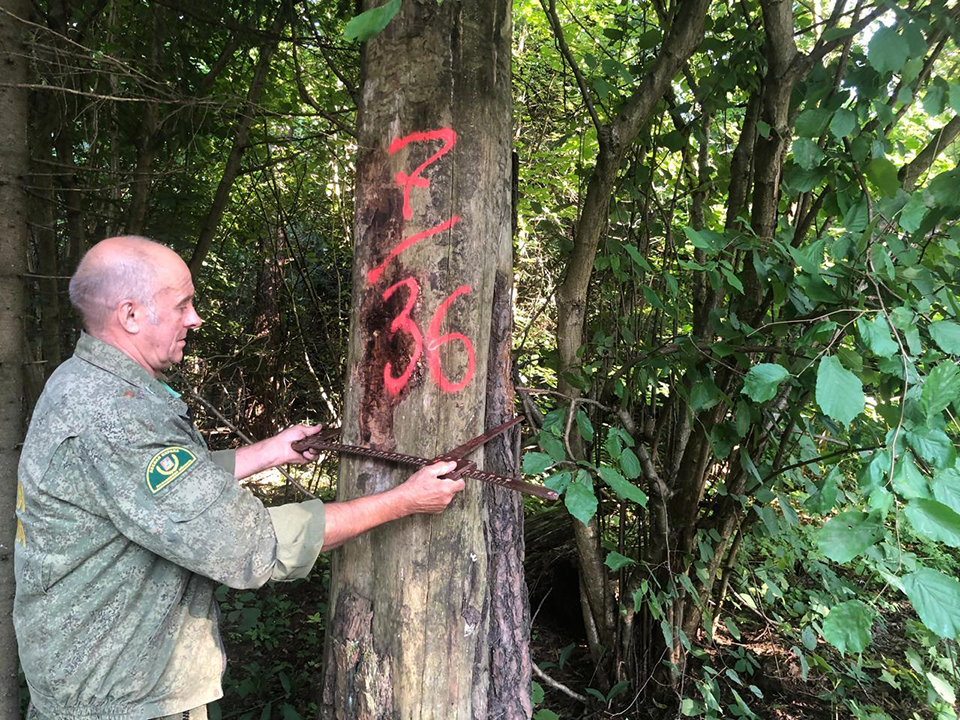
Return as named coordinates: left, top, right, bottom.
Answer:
left=270, top=424, right=323, bottom=466
left=395, top=460, right=465, bottom=515
left=320, top=460, right=466, bottom=550
left=233, top=424, right=322, bottom=479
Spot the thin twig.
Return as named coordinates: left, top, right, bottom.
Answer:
left=532, top=662, right=590, bottom=703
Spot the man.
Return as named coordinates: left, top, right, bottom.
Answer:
left=14, top=236, right=463, bottom=720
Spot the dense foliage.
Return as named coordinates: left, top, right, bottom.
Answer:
left=9, top=0, right=960, bottom=716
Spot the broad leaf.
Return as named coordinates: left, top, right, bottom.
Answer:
left=892, top=453, right=930, bottom=500
left=605, top=550, right=635, bottom=570
left=598, top=466, right=648, bottom=506
left=866, top=157, right=900, bottom=197
left=823, top=600, right=874, bottom=655
left=565, top=476, right=598, bottom=526
left=742, top=363, right=790, bottom=403
left=905, top=499, right=960, bottom=547
left=539, top=430, right=566, bottom=463
left=792, top=138, right=825, bottom=170
left=930, top=321, right=960, bottom=354
left=921, top=362, right=960, bottom=416
left=902, top=568, right=960, bottom=640
left=867, top=25, right=909, bottom=75
left=522, top=452, right=553, bottom=474
left=830, top=108, right=857, bottom=139
left=795, top=108, right=831, bottom=137
left=906, top=427, right=956, bottom=469
left=816, top=356, right=865, bottom=426
left=817, top=511, right=882, bottom=563
left=343, top=0, right=402, bottom=42
left=619, top=447, right=641, bottom=479
left=857, top=316, right=898, bottom=357
left=933, top=467, right=960, bottom=515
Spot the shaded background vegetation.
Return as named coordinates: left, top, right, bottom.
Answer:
left=4, top=0, right=960, bottom=717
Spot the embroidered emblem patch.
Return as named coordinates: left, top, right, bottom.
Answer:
left=145, top=446, right=197, bottom=494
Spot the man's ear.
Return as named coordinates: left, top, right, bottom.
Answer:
left=116, top=300, right=141, bottom=334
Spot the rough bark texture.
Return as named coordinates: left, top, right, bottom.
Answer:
left=0, top=0, right=30, bottom=714
left=320, top=0, right=522, bottom=718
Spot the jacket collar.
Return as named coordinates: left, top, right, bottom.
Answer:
left=74, top=332, right=186, bottom=410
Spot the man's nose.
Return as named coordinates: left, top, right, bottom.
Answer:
left=186, top=307, right=202, bottom=328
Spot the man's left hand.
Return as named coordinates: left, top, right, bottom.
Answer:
left=271, top=424, right=323, bottom=466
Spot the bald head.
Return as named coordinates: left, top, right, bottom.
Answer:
left=69, top=236, right=180, bottom=333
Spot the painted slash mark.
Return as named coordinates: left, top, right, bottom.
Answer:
left=366, top=215, right=461, bottom=285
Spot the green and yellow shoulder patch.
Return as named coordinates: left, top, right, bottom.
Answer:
left=145, top=446, right=197, bottom=494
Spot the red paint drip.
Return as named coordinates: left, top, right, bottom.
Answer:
left=381, top=277, right=423, bottom=396
left=426, top=285, right=476, bottom=394
left=366, top=215, right=461, bottom=285
left=388, top=128, right=457, bottom=221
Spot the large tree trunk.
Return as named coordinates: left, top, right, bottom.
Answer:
left=319, top=0, right=523, bottom=717
left=0, top=0, right=31, bottom=714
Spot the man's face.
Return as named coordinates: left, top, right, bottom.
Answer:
left=136, top=260, right=202, bottom=374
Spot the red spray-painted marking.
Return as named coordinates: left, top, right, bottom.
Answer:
left=388, top=128, right=457, bottom=221
left=426, top=285, right=476, bottom=393
left=366, top=215, right=461, bottom=286
left=381, top=277, right=423, bottom=396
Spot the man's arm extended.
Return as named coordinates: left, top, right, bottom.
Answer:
left=233, top=424, right=321, bottom=479
left=320, top=460, right=461, bottom=549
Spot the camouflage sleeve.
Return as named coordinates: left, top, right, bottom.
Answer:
left=210, top=449, right=236, bottom=474
left=266, top=499, right=326, bottom=581
left=83, top=399, right=280, bottom=589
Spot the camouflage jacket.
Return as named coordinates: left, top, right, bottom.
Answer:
left=14, top=333, right=325, bottom=720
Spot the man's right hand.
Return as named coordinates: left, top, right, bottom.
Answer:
left=398, top=460, right=464, bottom=515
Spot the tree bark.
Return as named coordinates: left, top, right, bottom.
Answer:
left=0, top=0, right=30, bottom=714
left=319, top=0, right=522, bottom=718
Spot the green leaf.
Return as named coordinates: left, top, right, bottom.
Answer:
left=605, top=428, right=623, bottom=460
left=523, top=452, right=554, bottom=474
left=816, top=356, right=865, bottom=426
left=575, top=410, right=594, bottom=442
left=927, top=672, right=957, bottom=705
left=281, top=704, right=301, bottom=720
left=623, top=243, right=653, bottom=272
left=531, top=681, right=545, bottom=706
left=565, top=475, right=598, bottom=526
left=343, top=0, right=402, bottom=42
left=795, top=108, right=831, bottom=137
left=533, top=711, right=560, bottom=720
left=724, top=617, right=741, bottom=640
left=619, top=448, right=641, bottom=479
left=823, top=600, right=874, bottom=655
left=893, top=453, right=930, bottom=500
left=605, top=550, right=635, bottom=570
left=905, top=499, right=960, bottom=547
left=930, top=321, right=960, bottom=354
left=598, top=465, right=648, bottom=506
left=742, top=363, right=790, bottom=403
left=857, top=316, right=898, bottom=357
left=539, top=431, right=567, bottom=462
left=818, top=511, right=882, bottom=563
left=866, top=157, right=900, bottom=197
left=900, top=193, right=928, bottom=233
left=830, top=108, right=857, bottom=139
left=906, top=427, right=956, bottom=469
left=867, top=25, right=909, bottom=75
left=923, top=82, right=947, bottom=116
left=792, top=137, right=825, bottom=170
left=804, top=469, right=839, bottom=515
left=902, top=567, right=960, bottom=640
left=933, top=467, right=960, bottom=515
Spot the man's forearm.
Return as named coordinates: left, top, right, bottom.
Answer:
left=321, top=487, right=412, bottom=550
left=233, top=440, right=281, bottom=479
